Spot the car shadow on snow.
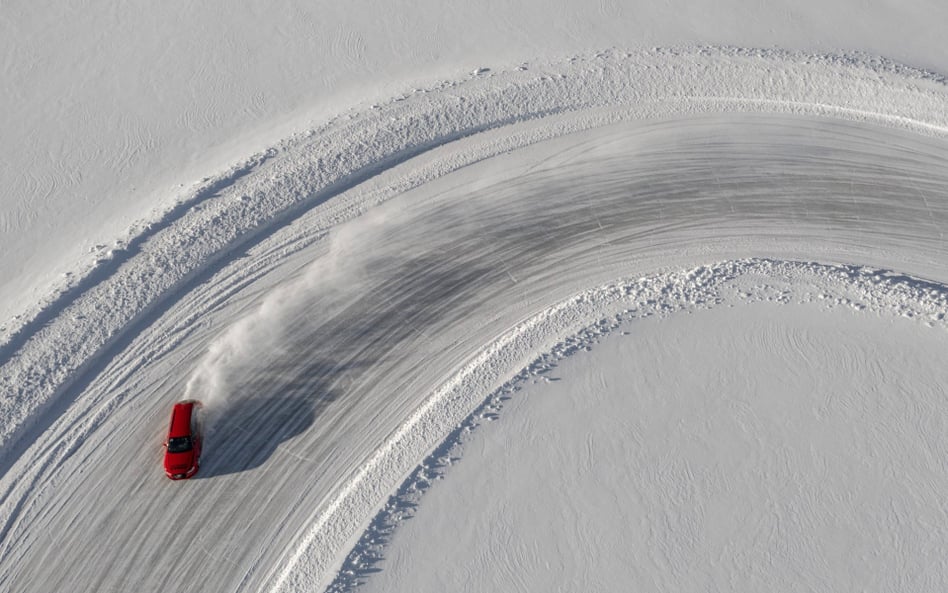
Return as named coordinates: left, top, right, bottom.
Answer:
left=194, top=358, right=357, bottom=479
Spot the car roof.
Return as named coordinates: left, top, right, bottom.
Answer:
left=168, top=401, right=195, bottom=438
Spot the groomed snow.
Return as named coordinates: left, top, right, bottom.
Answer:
left=3, top=5, right=948, bottom=593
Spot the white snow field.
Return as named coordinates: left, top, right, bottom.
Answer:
left=2, top=3, right=948, bottom=593
left=353, top=300, right=948, bottom=592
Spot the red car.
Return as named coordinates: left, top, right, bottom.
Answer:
left=163, top=400, right=203, bottom=479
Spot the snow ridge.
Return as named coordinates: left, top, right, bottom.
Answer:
left=3, top=48, right=948, bottom=464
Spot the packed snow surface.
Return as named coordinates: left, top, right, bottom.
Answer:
left=2, top=7, right=948, bottom=593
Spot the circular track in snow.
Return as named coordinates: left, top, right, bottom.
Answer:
left=1, top=48, right=948, bottom=593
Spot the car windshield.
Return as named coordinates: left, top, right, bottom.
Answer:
left=167, top=436, right=192, bottom=453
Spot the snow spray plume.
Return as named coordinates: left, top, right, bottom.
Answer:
left=183, top=206, right=392, bottom=425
